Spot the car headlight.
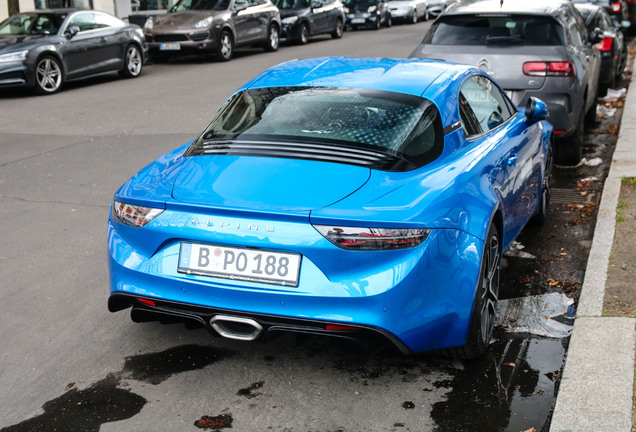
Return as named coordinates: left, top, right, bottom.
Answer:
left=0, top=50, right=28, bottom=63
left=368, top=5, right=377, bottom=13
left=112, top=201, right=164, bottom=227
left=313, top=225, right=430, bottom=250
left=282, top=16, right=299, bottom=24
left=144, top=16, right=153, bottom=30
left=193, top=16, right=214, bottom=28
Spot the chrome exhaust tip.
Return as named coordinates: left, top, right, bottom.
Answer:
left=210, top=315, right=263, bottom=341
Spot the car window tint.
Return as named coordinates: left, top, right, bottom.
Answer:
left=171, top=0, right=231, bottom=11
left=460, top=76, right=514, bottom=135
left=424, top=14, right=564, bottom=46
left=0, top=14, right=34, bottom=34
left=67, top=12, right=98, bottom=31
left=193, top=87, right=444, bottom=169
left=94, top=12, right=125, bottom=28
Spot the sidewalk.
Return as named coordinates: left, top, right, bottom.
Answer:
left=549, top=62, right=636, bottom=431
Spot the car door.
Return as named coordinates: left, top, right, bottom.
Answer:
left=309, top=0, right=332, bottom=33
left=233, top=0, right=265, bottom=44
left=459, top=75, right=542, bottom=245
left=61, top=11, right=119, bottom=78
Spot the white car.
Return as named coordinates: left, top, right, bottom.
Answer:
left=388, top=0, right=428, bottom=23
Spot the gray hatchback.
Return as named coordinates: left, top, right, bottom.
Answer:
left=409, top=0, right=601, bottom=165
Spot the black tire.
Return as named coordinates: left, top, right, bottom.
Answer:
left=297, top=22, right=309, bottom=45
left=617, top=47, right=627, bottom=78
left=555, top=108, right=583, bottom=166
left=216, top=30, right=233, bottom=61
left=374, top=14, right=381, bottom=29
left=385, top=13, right=392, bottom=27
left=423, top=8, right=429, bottom=21
left=264, top=24, right=280, bottom=52
left=119, top=44, right=143, bottom=78
left=584, top=88, right=598, bottom=126
left=409, top=10, right=417, bottom=24
left=531, top=138, right=553, bottom=225
left=34, top=55, right=63, bottom=95
left=331, top=18, right=344, bottom=38
left=446, top=224, right=500, bottom=359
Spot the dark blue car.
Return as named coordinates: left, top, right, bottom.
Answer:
left=108, top=57, right=552, bottom=359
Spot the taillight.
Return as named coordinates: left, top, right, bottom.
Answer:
left=313, top=225, right=430, bottom=250
left=523, top=61, right=575, bottom=77
left=612, top=2, right=622, bottom=12
left=112, top=200, right=164, bottom=227
left=595, top=37, right=614, bottom=51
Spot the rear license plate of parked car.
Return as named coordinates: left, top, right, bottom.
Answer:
left=159, top=43, right=181, bottom=50
left=352, top=18, right=366, bottom=24
left=178, top=242, right=301, bottom=286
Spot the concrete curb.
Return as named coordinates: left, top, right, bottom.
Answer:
left=549, top=59, right=636, bottom=432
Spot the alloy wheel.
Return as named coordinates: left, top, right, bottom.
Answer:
left=479, top=232, right=500, bottom=346
left=35, top=56, right=62, bottom=94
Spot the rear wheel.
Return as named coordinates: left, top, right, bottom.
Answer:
left=331, top=18, right=344, bottom=38
left=34, top=55, right=63, bottom=95
left=297, top=22, right=309, bottom=44
left=531, top=138, right=553, bottom=225
left=448, top=224, right=500, bottom=359
left=555, top=108, right=583, bottom=166
left=409, top=10, right=417, bottom=24
left=216, top=30, right=233, bottom=61
left=384, top=13, right=392, bottom=27
left=119, top=44, right=143, bottom=78
left=264, top=24, right=280, bottom=52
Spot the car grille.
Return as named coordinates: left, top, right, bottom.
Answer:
left=153, top=34, right=189, bottom=42
left=189, top=31, right=210, bottom=41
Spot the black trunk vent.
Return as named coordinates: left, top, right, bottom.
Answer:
left=185, top=139, right=415, bottom=171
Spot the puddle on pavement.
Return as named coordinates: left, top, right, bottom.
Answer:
left=2, top=345, right=229, bottom=432
left=431, top=329, right=568, bottom=432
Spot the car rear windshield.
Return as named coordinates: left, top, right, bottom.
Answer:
left=0, top=13, right=66, bottom=35
left=187, top=87, right=444, bottom=171
left=423, top=14, right=564, bottom=46
left=171, top=0, right=231, bottom=11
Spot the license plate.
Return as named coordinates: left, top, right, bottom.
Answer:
left=178, top=242, right=301, bottom=287
left=159, top=43, right=181, bottom=50
left=351, top=18, right=366, bottom=24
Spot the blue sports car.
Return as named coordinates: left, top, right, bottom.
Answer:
left=108, top=57, right=552, bottom=359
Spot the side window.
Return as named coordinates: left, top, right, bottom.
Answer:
left=93, top=12, right=124, bottom=29
left=67, top=12, right=97, bottom=31
left=459, top=75, right=515, bottom=137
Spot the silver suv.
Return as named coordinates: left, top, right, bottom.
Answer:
left=409, top=0, right=601, bottom=165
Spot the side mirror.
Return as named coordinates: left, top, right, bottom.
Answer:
left=525, top=97, right=548, bottom=122
left=311, top=1, right=322, bottom=8
left=233, top=2, right=248, bottom=12
left=65, top=25, right=80, bottom=39
left=590, top=27, right=604, bottom=44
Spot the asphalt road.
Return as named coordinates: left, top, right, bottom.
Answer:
left=0, top=21, right=602, bottom=432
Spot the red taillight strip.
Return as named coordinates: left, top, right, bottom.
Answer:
left=326, top=325, right=359, bottom=331
left=523, top=61, right=575, bottom=77
left=137, top=298, right=156, bottom=307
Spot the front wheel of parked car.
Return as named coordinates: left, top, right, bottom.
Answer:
left=34, top=55, right=63, bottom=95
left=331, top=18, right=344, bottom=38
left=298, top=22, right=309, bottom=45
left=217, top=30, right=233, bottom=61
left=119, top=44, right=143, bottom=78
left=423, top=8, right=429, bottom=21
left=555, top=108, right=584, bottom=166
left=409, top=10, right=417, bottom=24
left=264, top=24, right=280, bottom=52
left=447, top=224, right=500, bottom=360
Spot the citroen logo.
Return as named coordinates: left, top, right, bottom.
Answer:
left=477, top=58, right=494, bottom=76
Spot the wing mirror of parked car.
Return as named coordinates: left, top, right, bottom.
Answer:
left=590, top=28, right=604, bottom=44
left=311, top=1, right=322, bottom=8
left=525, top=97, right=548, bottom=122
left=233, top=2, right=249, bottom=12
left=65, top=25, right=80, bottom=39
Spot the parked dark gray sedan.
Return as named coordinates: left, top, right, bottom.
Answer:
left=143, top=0, right=281, bottom=61
left=409, top=0, right=602, bottom=165
left=275, top=0, right=345, bottom=44
left=0, top=9, right=147, bottom=95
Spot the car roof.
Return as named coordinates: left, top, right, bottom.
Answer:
left=241, top=56, right=477, bottom=100
left=444, top=0, right=570, bottom=16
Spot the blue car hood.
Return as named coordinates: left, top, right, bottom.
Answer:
left=171, top=155, right=371, bottom=213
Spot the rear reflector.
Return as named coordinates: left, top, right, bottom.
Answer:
left=326, top=325, right=359, bottom=331
left=137, top=298, right=156, bottom=306
left=612, top=2, right=622, bottom=12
